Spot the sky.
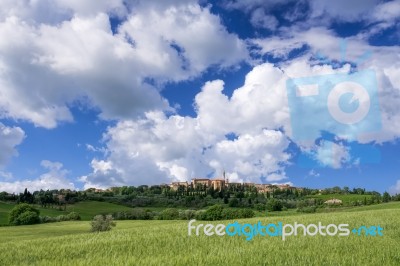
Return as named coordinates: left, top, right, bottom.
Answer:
left=0, top=0, right=399, bottom=194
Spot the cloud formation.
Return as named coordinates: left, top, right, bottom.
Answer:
left=81, top=63, right=292, bottom=187
left=0, top=123, right=25, bottom=168
left=0, top=1, right=247, bottom=128
left=0, top=160, right=74, bottom=193
left=0, top=0, right=398, bottom=191
left=389, top=180, right=400, bottom=195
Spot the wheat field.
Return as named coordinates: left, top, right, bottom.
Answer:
left=0, top=203, right=399, bottom=265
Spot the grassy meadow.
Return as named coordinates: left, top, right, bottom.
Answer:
left=0, top=202, right=399, bottom=265
left=306, top=194, right=373, bottom=204
left=0, top=201, right=134, bottom=225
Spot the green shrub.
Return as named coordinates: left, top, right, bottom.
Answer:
left=9, top=204, right=40, bottom=225
left=266, top=199, right=283, bottom=212
left=15, top=211, right=40, bottom=225
left=90, top=215, right=116, bottom=232
left=39, top=213, right=81, bottom=224
left=67, top=212, right=81, bottom=221
left=228, top=198, right=239, bottom=207
left=297, top=206, right=317, bottom=213
left=221, top=208, right=237, bottom=219
left=238, top=209, right=255, bottom=218
left=113, top=211, right=128, bottom=220
left=133, top=209, right=155, bottom=220
left=194, top=210, right=206, bottom=220
left=203, top=205, right=224, bottom=221
left=255, top=203, right=266, bottom=212
left=112, top=209, right=156, bottom=220
left=159, top=208, right=180, bottom=220
left=57, top=215, right=69, bottom=222
left=179, top=210, right=196, bottom=220
left=195, top=207, right=255, bottom=220
left=40, top=216, right=56, bottom=223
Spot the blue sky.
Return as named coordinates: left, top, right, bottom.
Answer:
left=0, top=0, right=399, bottom=194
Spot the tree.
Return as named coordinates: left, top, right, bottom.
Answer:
left=266, top=199, right=283, bottom=212
left=383, top=192, right=391, bottom=203
left=90, top=215, right=116, bottom=232
left=204, top=205, right=224, bottom=221
left=223, top=196, right=229, bottom=204
left=18, top=188, right=34, bottom=204
left=9, top=203, right=40, bottom=225
left=16, top=211, right=40, bottom=225
left=332, top=186, right=341, bottom=194
left=255, top=203, right=266, bottom=212
left=228, top=198, right=239, bottom=207
left=67, top=212, right=81, bottom=220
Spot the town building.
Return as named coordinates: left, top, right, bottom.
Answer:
left=211, top=178, right=225, bottom=191
left=191, top=178, right=211, bottom=189
left=169, top=174, right=301, bottom=193
left=170, top=181, right=189, bottom=190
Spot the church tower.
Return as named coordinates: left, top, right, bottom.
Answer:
left=223, top=170, right=228, bottom=185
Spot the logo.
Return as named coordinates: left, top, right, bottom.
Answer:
left=286, top=40, right=382, bottom=168
left=188, top=220, right=384, bottom=241
left=286, top=70, right=381, bottom=141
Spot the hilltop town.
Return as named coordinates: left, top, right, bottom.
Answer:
left=167, top=175, right=302, bottom=193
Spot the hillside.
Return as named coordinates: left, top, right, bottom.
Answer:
left=2, top=199, right=398, bottom=225
left=306, top=194, right=373, bottom=204
left=0, top=201, right=133, bottom=225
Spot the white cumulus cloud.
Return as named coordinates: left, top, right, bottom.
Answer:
left=389, top=180, right=400, bottom=195
left=80, top=62, right=294, bottom=187
left=0, top=1, right=248, bottom=128
left=0, top=160, right=75, bottom=193
left=0, top=123, right=25, bottom=168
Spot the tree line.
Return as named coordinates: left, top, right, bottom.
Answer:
left=0, top=185, right=398, bottom=211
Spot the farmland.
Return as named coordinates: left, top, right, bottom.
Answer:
left=0, top=202, right=399, bottom=265
left=1, top=199, right=396, bottom=225
left=0, top=201, right=134, bottom=225
left=306, top=193, right=373, bottom=204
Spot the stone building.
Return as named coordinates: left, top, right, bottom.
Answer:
left=211, top=178, right=225, bottom=191
left=191, top=178, right=211, bottom=189
left=170, top=181, right=189, bottom=191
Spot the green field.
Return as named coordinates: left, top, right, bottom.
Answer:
left=65, top=201, right=134, bottom=220
left=0, top=202, right=399, bottom=265
left=306, top=194, right=373, bottom=204
left=0, top=202, right=71, bottom=225
left=0, top=201, right=134, bottom=225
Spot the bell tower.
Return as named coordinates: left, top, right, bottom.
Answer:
left=223, top=170, right=228, bottom=185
